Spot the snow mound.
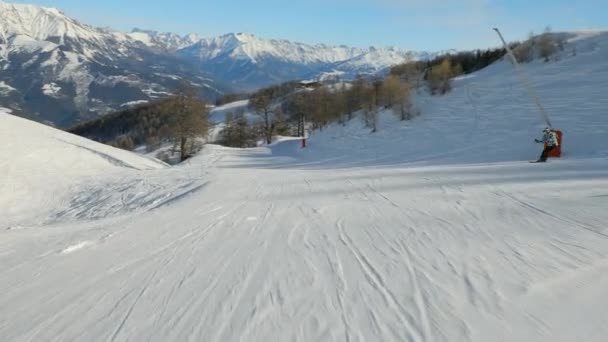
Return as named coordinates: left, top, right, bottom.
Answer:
left=0, top=111, right=167, bottom=226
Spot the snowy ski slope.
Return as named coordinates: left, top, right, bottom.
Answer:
left=1, top=31, right=608, bottom=342
left=0, top=110, right=209, bottom=228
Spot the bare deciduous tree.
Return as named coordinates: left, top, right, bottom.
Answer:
left=427, top=59, right=461, bottom=95
left=538, top=26, right=557, bottom=62
left=345, top=76, right=366, bottom=120
left=165, top=82, right=209, bottom=161
left=250, top=86, right=277, bottom=144
left=383, top=75, right=401, bottom=109
left=291, top=93, right=308, bottom=137
left=392, top=80, right=412, bottom=121
left=359, top=78, right=380, bottom=133
left=512, top=31, right=536, bottom=64
left=273, top=108, right=290, bottom=136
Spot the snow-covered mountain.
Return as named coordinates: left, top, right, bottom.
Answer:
left=0, top=2, right=426, bottom=127
left=128, top=28, right=201, bottom=51
left=0, top=2, right=222, bottom=127
left=178, top=32, right=425, bottom=90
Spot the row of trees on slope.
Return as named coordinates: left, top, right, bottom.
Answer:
left=70, top=83, right=209, bottom=162
left=219, top=74, right=416, bottom=148
left=511, top=27, right=566, bottom=63
left=390, top=46, right=508, bottom=95
left=389, top=27, right=564, bottom=95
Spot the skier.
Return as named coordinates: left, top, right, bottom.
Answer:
left=534, top=127, right=559, bottom=162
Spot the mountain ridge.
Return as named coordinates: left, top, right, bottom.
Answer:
left=0, top=2, right=429, bottom=127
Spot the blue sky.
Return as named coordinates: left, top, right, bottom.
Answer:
left=13, top=0, right=608, bottom=50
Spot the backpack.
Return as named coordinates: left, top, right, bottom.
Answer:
left=547, top=131, right=559, bottom=147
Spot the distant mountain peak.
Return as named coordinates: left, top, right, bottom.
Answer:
left=0, top=2, right=96, bottom=41
left=128, top=28, right=202, bottom=50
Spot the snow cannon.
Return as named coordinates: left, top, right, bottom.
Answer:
left=494, top=28, right=562, bottom=158
left=547, top=130, right=563, bottom=158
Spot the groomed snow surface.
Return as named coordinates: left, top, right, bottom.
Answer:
left=2, top=31, right=608, bottom=342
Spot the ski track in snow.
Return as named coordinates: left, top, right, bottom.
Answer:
left=60, top=241, right=94, bottom=254
left=3, top=153, right=608, bottom=341
left=2, top=31, right=608, bottom=341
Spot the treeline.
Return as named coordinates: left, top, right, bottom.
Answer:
left=219, top=75, right=416, bottom=147
left=390, top=46, right=507, bottom=95
left=511, top=27, right=566, bottom=63
left=219, top=111, right=290, bottom=148
left=284, top=76, right=415, bottom=133
left=388, top=27, right=564, bottom=96
left=70, top=83, right=209, bottom=161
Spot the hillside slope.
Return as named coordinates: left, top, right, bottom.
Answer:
left=261, top=30, right=608, bottom=168
left=1, top=31, right=608, bottom=342
left=0, top=110, right=207, bottom=227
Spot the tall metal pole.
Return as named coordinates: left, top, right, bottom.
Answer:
left=493, top=28, right=553, bottom=128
